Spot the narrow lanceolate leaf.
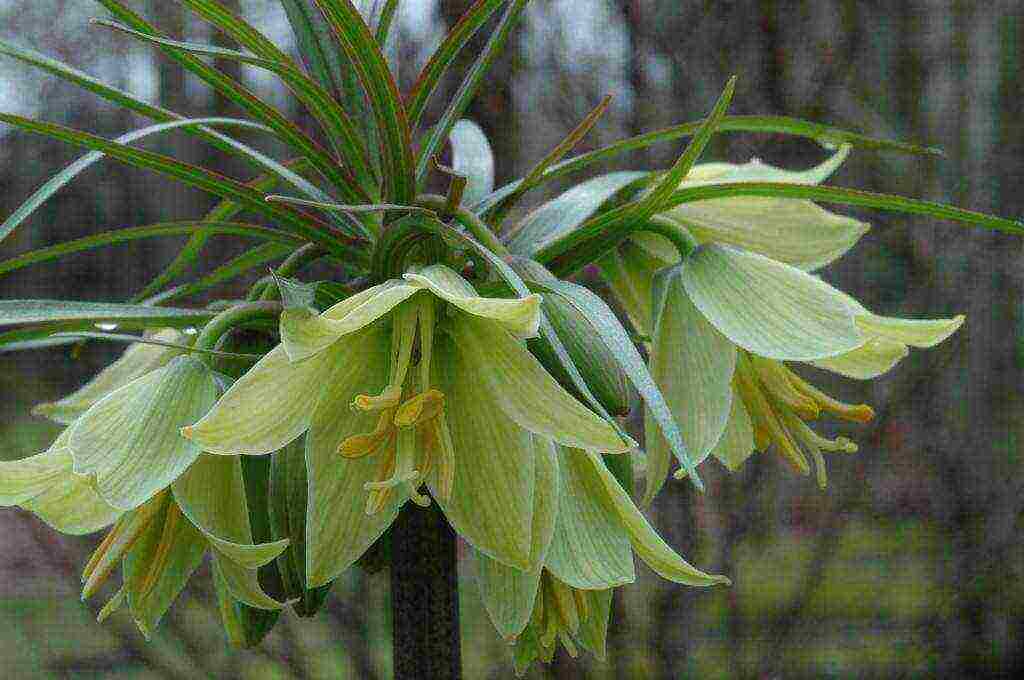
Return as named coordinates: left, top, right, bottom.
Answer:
left=314, top=0, right=415, bottom=202
left=150, top=242, right=295, bottom=306
left=0, top=221, right=301, bottom=277
left=131, top=159, right=311, bottom=302
left=278, top=0, right=349, bottom=102
left=405, top=0, right=507, bottom=129
left=415, top=0, right=532, bottom=185
left=0, top=40, right=332, bottom=240
left=475, top=114, right=945, bottom=215
left=487, top=94, right=613, bottom=224
left=0, top=300, right=212, bottom=329
left=448, top=120, right=496, bottom=207
left=505, top=172, right=650, bottom=257
left=68, top=355, right=219, bottom=511
left=95, top=0, right=366, bottom=203
left=0, top=113, right=361, bottom=258
left=526, top=273, right=704, bottom=488
left=373, top=0, right=401, bottom=45
left=99, top=16, right=373, bottom=200
left=664, top=182, right=1024, bottom=236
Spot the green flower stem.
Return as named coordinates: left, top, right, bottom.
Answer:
left=192, top=301, right=283, bottom=355
left=415, top=194, right=510, bottom=258
left=391, top=501, right=461, bottom=680
left=641, top=215, right=698, bottom=260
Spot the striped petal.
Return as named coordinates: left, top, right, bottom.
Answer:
left=710, top=389, right=756, bottom=471
left=450, top=314, right=631, bottom=453
left=69, top=355, right=218, bottom=511
left=809, top=337, right=909, bottom=379
left=682, top=244, right=863, bottom=361
left=855, top=313, right=965, bottom=348
left=405, top=264, right=541, bottom=339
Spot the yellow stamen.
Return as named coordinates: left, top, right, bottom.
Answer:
left=82, top=493, right=166, bottom=599
left=394, top=389, right=445, bottom=427
left=365, top=450, right=396, bottom=516
left=786, top=371, right=875, bottom=423
left=338, top=409, right=396, bottom=458
left=735, top=367, right=810, bottom=475
left=417, top=296, right=436, bottom=391
left=750, top=356, right=820, bottom=420
left=572, top=588, right=590, bottom=624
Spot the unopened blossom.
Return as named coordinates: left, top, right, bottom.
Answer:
left=183, top=264, right=634, bottom=587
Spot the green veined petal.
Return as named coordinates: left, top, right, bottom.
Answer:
left=645, top=270, right=736, bottom=504
left=183, top=346, right=329, bottom=455
left=451, top=314, right=631, bottom=453
left=681, top=143, right=851, bottom=187
left=405, top=264, right=541, bottom=339
left=583, top=451, right=730, bottom=586
left=710, top=389, right=756, bottom=471
left=32, top=329, right=185, bottom=424
left=855, top=313, right=965, bottom=348
left=305, top=325, right=402, bottom=587
left=123, top=499, right=207, bottom=638
left=808, top=337, right=910, bottom=379
left=431, top=332, right=535, bottom=570
left=0, top=430, right=73, bottom=504
left=681, top=244, right=863, bottom=361
left=576, top=588, right=613, bottom=661
left=546, top=448, right=635, bottom=590
left=68, top=355, right=218, bottom=511
left=212, top=551, right=287, bottom=610
left=474, top=436, right=558, bottom=640
left=279, top=280, right=419, bottom=362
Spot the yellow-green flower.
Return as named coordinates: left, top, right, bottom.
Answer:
left=472, top=442, right=728, bottom=671
left=602, top=150, right=964, bottom=501
left=183, top=264, right=633, bottom=587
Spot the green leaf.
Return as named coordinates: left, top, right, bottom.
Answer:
left=665, top=182, right=1024, bottom=236
left=49, top=332, right=261, bottom=361
left=278, top=0, right=349, bottom=103
left=68, top=355, right=219, bottom=511
left=0, top=300, right=212, bottom=328
left=0, top=221, right=301, bottom=277
left=405, top=0, right=505, bottom=129
left=524, top=272, right=704, bottom=488
left=147, top=242, right=296, bottom=306
left=487, top=94, right=613, bottom=224
left=373, top=0, right=401, bottom=45
left=0, top=113, right=362, bottom=259
left=95, top=0, right=365, bottom=203
left=475, top=114, right=946, bottom=214
left=130, top=159, right=311, bottom=303
left=414, top=0, right=531, bottom=186
left=505, top=171, right=649, bottom=257
left=314, top=0, right=415, bottom=203
left=448, top=120, right=495, bottom=207
left=101, top=13, right=375, bottom=202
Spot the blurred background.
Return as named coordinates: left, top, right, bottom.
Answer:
left=2, top=1, right=1023, bottom=678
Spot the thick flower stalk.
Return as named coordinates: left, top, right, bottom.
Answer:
left=601, top=148, right=964, bottom=501
left=182, top=264, right=645, bottom=585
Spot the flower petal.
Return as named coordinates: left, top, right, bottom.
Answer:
left=710, top=388, right=756, bottom=471
left=576, top=588, right=614, bottom=661
left=583, top=451, right=730, bottom=586
left=32, top=329, right=186, bottom=424
left=21, top=459, right=122, bottom=535
left=645, top=269, right=736, bottom=504
left=474, top=436, right=558, bottom=639
left=855, top=313, right=965, bottom=348
left=809, top=337, right=910, bottom=379
left=123, top=499, right=207, bottom=638
left=212, top=551, right=287, bottom=610
left=598, top=241, right=662, bottom=336
left=69, top=355, right=217, bottom=511
left=305, top=325, right=403, bottom=587
left=545, top=448, right=635, bottom=590
left=682, top=244, right=863, bottom=361
left=279, top=281, right=420, bottom=362
left=683, top=144, right=851, bottom=187
left=184, top=345, right=331, bottom=456
left=431, top=333, right=535, bottom=570
left=172, top=453, right=289, bottom=568
left=405, top=264, right=542, bottom=339
left=0, top=429, right=74, bottom=505
left=451, top=314, right=630, bottom=453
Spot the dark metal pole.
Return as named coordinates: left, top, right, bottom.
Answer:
left=390, top=501, right=461, bottom=679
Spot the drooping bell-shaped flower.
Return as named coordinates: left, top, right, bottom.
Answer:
left=600, top=149, right=963, bottom=501
left=183, top=264, right=633, bottom=587
left=472, top=441, right=728, bottom=670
